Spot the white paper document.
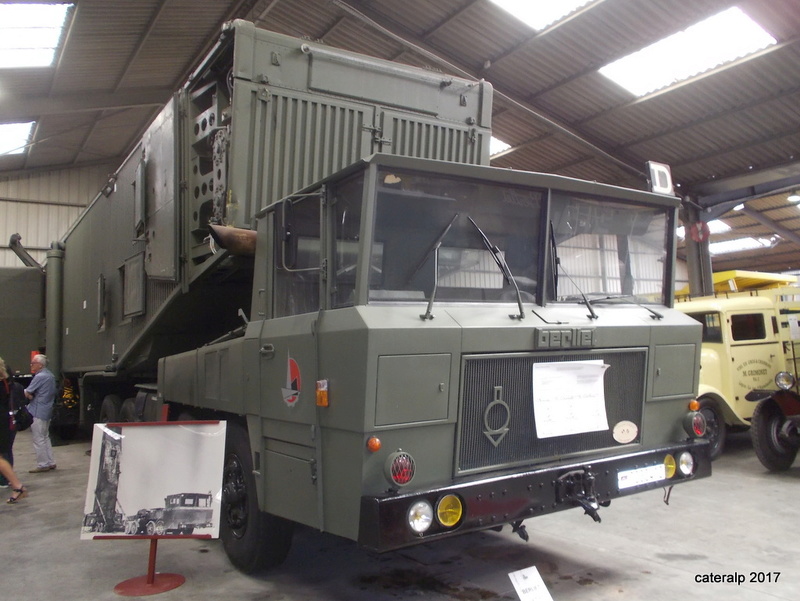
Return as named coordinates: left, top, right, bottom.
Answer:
left=509, top=566, right=554, bottom=601
left=532, top=360, right=610, bottom=438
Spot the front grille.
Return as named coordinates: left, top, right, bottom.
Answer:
left=457, top=349, right=647, bottom=474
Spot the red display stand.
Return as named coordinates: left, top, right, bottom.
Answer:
left=113, top=539, right=185, bottom=596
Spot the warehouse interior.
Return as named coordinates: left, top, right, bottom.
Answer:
left=2, top=3, right=800, bottom=601
left=1, top=0, right=800, bottom=278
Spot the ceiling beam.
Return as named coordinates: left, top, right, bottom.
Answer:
left=0, top=88, right=172, bottom=121
left=112, top=0, right=171, bottom=91
left=740, top=206, right=800, bottom=247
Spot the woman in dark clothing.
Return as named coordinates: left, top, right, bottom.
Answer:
left=1, top=357, right=27, bottom=502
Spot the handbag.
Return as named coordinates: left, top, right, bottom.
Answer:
left=6, top=381, right=32, bottom=431
left=14, top=405, right=33, bottom=431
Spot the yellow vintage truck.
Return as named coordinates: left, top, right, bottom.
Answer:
left=676, top=272, right=800, bottom=468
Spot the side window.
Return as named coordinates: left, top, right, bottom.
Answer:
left=730, top=313, right=767, bottom=341
left=274, top=197, right=320, bottom=317
left=332, top=175, right=365, bottom=308
left=689, top=312, right=723, bottom=343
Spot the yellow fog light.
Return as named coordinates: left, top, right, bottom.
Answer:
left=436, top=494, right=463, bottom=528
left=664, top=454, right=677, bottom=479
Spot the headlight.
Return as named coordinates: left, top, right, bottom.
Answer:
left=407, top=500, right=433, bottom=534
left=436, top=494, right=463, bottom=528
left=678, top=451, right=695, bottom=476
left=775, top=371, right=795, bottom=390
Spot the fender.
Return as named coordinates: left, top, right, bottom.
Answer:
left=746, top=388, right=800, bottom=418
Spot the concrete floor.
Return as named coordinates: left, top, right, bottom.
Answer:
left=2, top=428, right=798, bottom=601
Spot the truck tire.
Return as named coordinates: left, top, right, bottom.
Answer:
left=119, top=398, right=138, bottom=422
left=699, top=398, right=726, bottom=460
left=751, top=398, right=799, bottom=471
left=221, top=420, right=294, bottom=574
left=99, top=395, right=122, bottom=423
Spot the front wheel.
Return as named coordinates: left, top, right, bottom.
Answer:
left=699, top=398, right=726, bottom=460
left=751, top=399, right=799, bottom=471
left=220, top=420, right=294, bottom=574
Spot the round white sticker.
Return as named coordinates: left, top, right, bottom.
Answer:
left=613, top=420, right=638, bottom=444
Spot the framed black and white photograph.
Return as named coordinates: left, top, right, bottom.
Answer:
left=81, top=421, right=226, bottom=539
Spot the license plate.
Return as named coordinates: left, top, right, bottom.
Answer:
left=617, top=463, right=666, bottom=490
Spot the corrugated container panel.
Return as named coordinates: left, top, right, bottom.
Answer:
left=388, top=115, right=487, bottom=165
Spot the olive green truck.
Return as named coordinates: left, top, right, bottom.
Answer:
left=13, top=21, right=710, bottom=572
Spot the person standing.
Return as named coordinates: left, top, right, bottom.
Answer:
left=0, top=358, right=24, bottom=486
left=0, top=357, right=26, bottom=501
left=25, top=353, right=57, bottom=473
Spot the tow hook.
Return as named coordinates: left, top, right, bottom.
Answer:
left=556, top=468, right=605, bottom=523
left=511, top=520, right=529, bottom=542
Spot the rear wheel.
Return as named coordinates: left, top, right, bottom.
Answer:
left=119, top=398, right=138, bottom=422
left=698, top=398, right=726, bottom=460
left=99, top=395, right=122, bottom=423
left=220, top=420, right=294, bottom=574
left=751, top=399, right=799, bottom=471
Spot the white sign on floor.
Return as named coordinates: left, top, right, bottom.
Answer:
left=508, top=565, right=554, bottom=601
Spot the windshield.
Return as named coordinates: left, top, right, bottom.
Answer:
left=548, top=193, right=670, bottom=305
left=369, top=169, right=543, bottom=304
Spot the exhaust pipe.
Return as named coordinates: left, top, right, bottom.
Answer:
left=208, top=224, right=257, bottom=257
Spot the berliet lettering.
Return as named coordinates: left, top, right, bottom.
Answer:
left=535, top=328, right=596, bottom=349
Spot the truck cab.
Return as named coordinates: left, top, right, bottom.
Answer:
left=159, top=153, right=710, bottom=573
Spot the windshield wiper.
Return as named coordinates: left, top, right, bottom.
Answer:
left=417, top=213, right=459, bottom=321
left=587, top=295, right=664, bottom=320
left=550, top=222, right=598, bottom=320
left=467, top=216, right=525, bottom=320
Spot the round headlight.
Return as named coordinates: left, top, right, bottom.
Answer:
left=436, top=494, right=463, bottom=528
left=775, top=371, right=795, bottom=391
left=407, top=500, right=433, bottom=534
left=678, top=451, right=695, bottom=476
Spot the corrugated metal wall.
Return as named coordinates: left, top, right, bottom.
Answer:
left=0, top=164, right=115, bottom=267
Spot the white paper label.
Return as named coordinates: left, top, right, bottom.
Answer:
left=532, top=360, right=610, bottom=438
left=509, top=566, right=554, bottom=601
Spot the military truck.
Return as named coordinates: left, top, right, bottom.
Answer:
left=124, top=493, right=214, bottom=535
left=676, top=274, right=800, bottom=462
left=30, top=21, right=709, bottom=573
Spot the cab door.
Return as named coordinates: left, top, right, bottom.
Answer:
left=257, top=193, right=323, bottom=528
left=728, top=310, right=782, bottom=419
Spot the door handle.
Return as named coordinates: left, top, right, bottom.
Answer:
left=260, top=343, right=275, bottom=359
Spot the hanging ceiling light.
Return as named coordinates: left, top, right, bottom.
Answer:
left=788, top=191, right=800, bottom=203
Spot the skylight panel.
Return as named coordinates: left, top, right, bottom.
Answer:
left=599, top=7, right=776, bottom=97
left=0, top=3, right=72, bottom=69
left=489, top=0, right=594, bottom=31
left=676, top=220, right=730, bottom=239
left=490, top=137, right=511, bottom=156
left=0, top=121, right=34, bottom=155
left=709, top=237, right=775, bottom=255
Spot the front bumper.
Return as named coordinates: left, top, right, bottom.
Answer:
left=358, top=440, right=711, bottom=552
